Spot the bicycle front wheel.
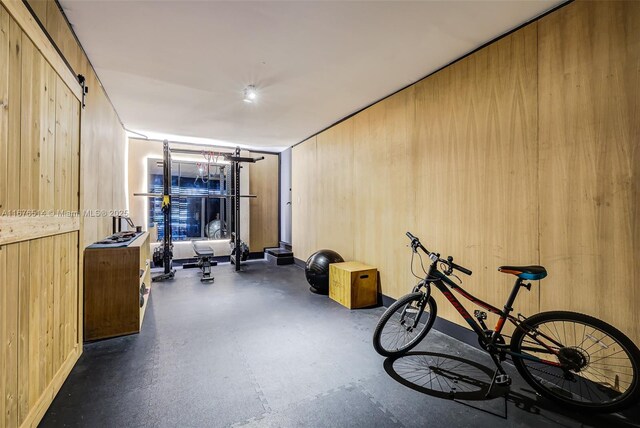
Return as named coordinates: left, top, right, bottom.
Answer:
left=511, top=311, right=640, bottom=412
left=373, top=292, right=437, bottom=358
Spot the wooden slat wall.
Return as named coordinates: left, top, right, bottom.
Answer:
left=0, top=2, right=82, bottom=427
left=291, top=137, right=318, bottom=260
left=538, top=1, right=640, bottom=344
left=26, top=0, right=127, bottom=247
left=249, top=153, right=279, bottom=252
left=0, top=10, right=8, bottom=213
left=291, top=0, right=639, bottom=343
left=16, top=234, right=79, bottom=425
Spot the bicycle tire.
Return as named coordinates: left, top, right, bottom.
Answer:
left=373, top=292, right=437, bottom=358
left=511, top=311, right=640, bottom=413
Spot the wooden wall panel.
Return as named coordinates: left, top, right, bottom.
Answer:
left=291, top=137, right=317, bottom=261
left=5, top=15, right=21, bottom=212
left=25, top=0, right=127, bottom=246
left=352, top=89, right=415, bottom=299
left=291, top=1, right=638, bottom=342
left=0, top=247, right=4, bottom=428
left=25, top=0, right=46, bottom=27
left=0, top=244, right=19, bottom=427
left=0, top=12, right=6, bottom=426
left=14, top=234, right=79, bottom=426
left=89, top=70, right=127, bottom=245
left=249, top=153, right=279, bottom=252
left=45, top=1, right=81, bottom=74
left=0, top=8, right=7, bottom=213
left=538, top=1, right=640, bottom=344
left=16, top=241, right=29, bottom=424
left=315, top=121, right=355, bottom=260
left=292, top=26, right=539, bottom=331
left=2, top=0, right=78, bottom=101
left=18, top=34, right=42, bottom=210
left=1, top=11, right=21, bottom=426
left=79, top=55, right=127, bottom=246
left=55, top=78, right=71, bottom=210
left=27, top=0, right=81, bottom=74
left=0, top=3, right=83, bottom=427
left=410, top=25, right=539, bottom=329
left=42, top=67, right=56, bottom=210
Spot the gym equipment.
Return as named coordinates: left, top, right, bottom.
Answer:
left=139, top=282, right=148, bottom=307
left=264, top=247, right=294, bottom=265
left=183, top=241, right=217, bottom=282
left=152, top=140, right=176, bottom=282
left=226, top=147, right=262, bottom=271
left=230, top=240, right=249, bottom=265
left=134, top=140, right=264, bottom=277
left=205, top=219, right=226, bottom=239
left=305, top=249, right=344, bottom=294
left=152, top=246, right=164, bottom=267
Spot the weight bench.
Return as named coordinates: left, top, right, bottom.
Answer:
left=183, top=241, right=217, bottom=282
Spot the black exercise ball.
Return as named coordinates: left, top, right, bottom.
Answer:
left=305, top=249, right=344, bottom=294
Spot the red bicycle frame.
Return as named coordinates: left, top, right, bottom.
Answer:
left=425, top=270, right=563, bottom=367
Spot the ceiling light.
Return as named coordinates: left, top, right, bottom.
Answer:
left=243, top=85, right=257, bottom=103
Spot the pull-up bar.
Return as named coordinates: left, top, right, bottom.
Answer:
left=133, top=192, right=257, bottom=199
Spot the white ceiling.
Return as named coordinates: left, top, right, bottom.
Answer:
left=61, top=0, right=561, bottom=151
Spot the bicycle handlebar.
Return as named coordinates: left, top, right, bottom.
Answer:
left=406, top=231, right=428, bottom=254
left=449, top=261, right=472, bottom=276
left=406, top=231, right=472, bottom=276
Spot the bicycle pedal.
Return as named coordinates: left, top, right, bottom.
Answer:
left=494, top=374, right=511, bottom=386
left=474, top=310, right=487, bottom=320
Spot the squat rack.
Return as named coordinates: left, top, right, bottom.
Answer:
left=134, top=140, right=264, bottom=279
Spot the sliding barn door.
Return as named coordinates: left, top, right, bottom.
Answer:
left=0, top=2, right=83, bottom=427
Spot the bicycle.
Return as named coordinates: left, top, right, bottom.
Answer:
left=372, top=232, right=640, bottom=413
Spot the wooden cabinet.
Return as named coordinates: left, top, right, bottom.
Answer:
left=83, top=232, right=151, bottom=341
left=329, top=262, right=378, bottom=309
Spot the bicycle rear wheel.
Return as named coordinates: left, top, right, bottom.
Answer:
left=372, top=292, right=437, bottom=358
left=511, top=311, right=640, bottom=412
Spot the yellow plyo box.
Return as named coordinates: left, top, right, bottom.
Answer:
left=329, top=261, right=378, bottom=309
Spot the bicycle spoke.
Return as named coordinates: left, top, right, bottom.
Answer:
left=589, top=362, right=633, bottom=369
left=514, top=316, right=637, bottom=408
left=375, top=295, right=433, bottom=355
left=589, top=349, right=626, bottom=363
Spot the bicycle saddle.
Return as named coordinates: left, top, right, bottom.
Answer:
left=498, top=265, right=547, bottom=280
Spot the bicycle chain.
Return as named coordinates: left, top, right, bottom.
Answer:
left=527, top=362, right=572, bottom=381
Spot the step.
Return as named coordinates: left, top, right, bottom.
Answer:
left=266, top=252, right=294, bottom=265
left=265, top=247, right=294, bottom=258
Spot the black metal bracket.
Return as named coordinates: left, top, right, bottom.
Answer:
left=227, top=155, right=264, bottom=163
left=77, top=74, right=88, bottom=109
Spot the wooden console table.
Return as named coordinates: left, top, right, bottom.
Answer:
left=84, top=232, right=151, bottom=341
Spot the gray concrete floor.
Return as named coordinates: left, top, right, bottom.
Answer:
left=41, top=261, right=639, bottom=427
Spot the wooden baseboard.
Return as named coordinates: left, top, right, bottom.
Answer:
left=19, top=345, right=81, bottom=428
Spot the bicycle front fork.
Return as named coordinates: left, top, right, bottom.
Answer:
left=402, top=282, right=430, bottom=329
